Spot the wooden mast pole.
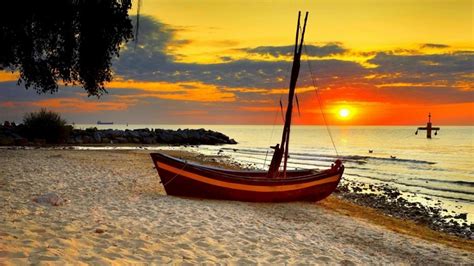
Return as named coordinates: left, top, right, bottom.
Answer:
left=267, top=11, right=308, bottom=178
left=282, top=11, right=308, bottom=177
left=278, top=11, right=301, bottom=173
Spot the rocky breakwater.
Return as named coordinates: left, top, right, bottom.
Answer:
left=67, top=128, right=237, bottom=145
left=0, top=122, right=237, bottom=146
left=0, top=122, right=28, bottom=145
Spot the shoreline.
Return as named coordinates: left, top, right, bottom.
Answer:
left=1, top=148, right=472, bottom=263
left=321, top=197, right=474, bottom=253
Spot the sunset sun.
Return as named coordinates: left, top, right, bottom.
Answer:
left=338, top=108, right=353, bottom=120
left=339, top=108, right=350, bottom=118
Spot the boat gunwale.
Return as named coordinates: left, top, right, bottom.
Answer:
left=151, top=152, right=343, bottom=184
left=151, top=152, right=316, bottom=174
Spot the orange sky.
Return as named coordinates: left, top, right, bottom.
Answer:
left=0, top=0, right=473, bottom=125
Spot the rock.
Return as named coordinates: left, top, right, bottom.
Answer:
left=0, top=135, right=14, bottom=145
left=1, top=125, right=237, bottom=146
left=93, top=132, right=102, bottom=143
left=454, top=213, right=468, bottom=220
left=33, top=138, right=46, bottom=145
left=111, top=130, right=125, bottom=138
left=82, top=135, right=92, bottom=144
left=338, top=180, right=474, bottom=239
left=95, top=228, right=105, bottom=234
left=115, top=137, right=128, bottom=143
left=74, top=136, right=83, bottom=144
left=14, top=138, right=28, bottom=146
left=143, top=137, right=156, bottom=144
left=155, top=129, right=174, bottom=143
left=33, top=193, right=64, bottom=206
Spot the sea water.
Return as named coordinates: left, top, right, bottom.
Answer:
left=75, top=124, right=474, bottom=222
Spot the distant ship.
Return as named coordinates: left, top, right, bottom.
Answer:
left=97, top=121, right=114, bottom=125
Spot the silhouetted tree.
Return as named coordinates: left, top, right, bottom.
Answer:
left=0, top=0, right=134, bottom=96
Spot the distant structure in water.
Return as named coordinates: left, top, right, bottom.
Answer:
left=415, top=113, right=440, bottom=139
left=97, top=121, right=114, bottom=125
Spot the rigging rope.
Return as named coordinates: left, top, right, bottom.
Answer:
left=302, top=43, right=340, bottom=157
left=279, top=98, right=285, bottom=122
left=262, top=108, right=280, bottom=168
left=263, top=58, right=294, bottom=169
left=162, top=160, right=188, bottom=187
left=295, top=93, right=301, bottom=117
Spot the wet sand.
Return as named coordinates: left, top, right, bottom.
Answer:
left=0, top=149, right=473, bottom=264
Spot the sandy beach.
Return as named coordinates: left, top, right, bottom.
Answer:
left=0, top=149, right=473, bottom=264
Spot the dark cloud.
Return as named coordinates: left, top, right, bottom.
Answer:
left=115, top=15, right=190, bottom=67
left=111, top=15, right=473, bottom=106
left=220, top=56, right=233, bottom=62
left=0, top=82, right=83, bottom=102
left=369, top=52, right=473, bottom=74
left=115, top=57, right=367, bottom=90
left=113, top=17, right=364, bottom=89
left=420, top=43, right=450, bottom=49
left=2, top=16, right=472, bottom=124
left=243, top=43, right=347, bottom=58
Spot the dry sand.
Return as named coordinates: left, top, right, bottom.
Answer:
left=0, top=149, right=473, bottom=264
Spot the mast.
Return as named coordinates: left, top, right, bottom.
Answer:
left=267, top=11, right=309, bottom=178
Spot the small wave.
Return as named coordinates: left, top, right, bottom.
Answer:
left=343, top=155, right=436, bottom=165
left=343, top=175, right=474, bottom=203
left=344, top=173, right=474, bottom=198
left=413, top=177, right=474, bottom=187
left=229, top=152, right=371, bottom=171
left=219, top=147, right=436, bottom=166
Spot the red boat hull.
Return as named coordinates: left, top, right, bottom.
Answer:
left=150, top=153, right=344, bottom=202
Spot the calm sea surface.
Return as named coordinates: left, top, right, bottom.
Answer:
left=76, top=124, right=474, bottom=222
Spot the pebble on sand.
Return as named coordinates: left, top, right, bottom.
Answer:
left=32, top=192, right=64, bottom=206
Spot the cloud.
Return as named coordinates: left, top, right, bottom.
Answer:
left=130, top=15, right=189, bottom=58
left=243, top=43, right=347, bottom=58
left=115, top=55, right=368, bottom=90
left=369, top=52, right=473, bottom=75
left=0, top=71, right=18, bottom=82
left=114, top=18, right=364, bottom=90
left=366, top=52, right=474, bottom=93
left=114, top=16, right=473, bottom=103
left=2, top=97, right=131, bottom=113
left=106, top=80, right=236, bottom=102
left=420, top=43, right=450, bottom=49
left=2, top=15, right=472, bottom=124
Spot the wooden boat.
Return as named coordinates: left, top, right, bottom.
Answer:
left=150, top=11, right=344, bottom=202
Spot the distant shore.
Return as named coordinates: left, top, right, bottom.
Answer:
left=0, top=148, right=472, bottom=264
left=0, top=124, right=237, bottom=146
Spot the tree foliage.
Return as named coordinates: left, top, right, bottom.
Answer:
left=0, top=0, right=134, bottom=96
left=22, top=109, right=71, bottom=143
